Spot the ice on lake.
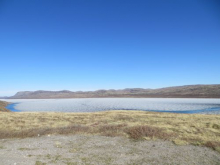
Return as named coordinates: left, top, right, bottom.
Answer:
left=1, top=98, right=220, bottom=114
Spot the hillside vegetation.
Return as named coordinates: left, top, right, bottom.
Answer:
left=8, top=84, right=220, bottom=99
left=0, top=101, right=10, bottom=112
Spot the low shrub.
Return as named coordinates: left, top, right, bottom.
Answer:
left=204, top=141, right=220, bottom=151
left=126, top=125, right=175, bottom=140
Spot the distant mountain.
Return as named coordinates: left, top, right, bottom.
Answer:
left=0, top=96, right=8, bottom=99
left=7, top=84, right=220, bottom=99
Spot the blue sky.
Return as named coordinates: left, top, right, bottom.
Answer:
left=0, top=0, right=220, bottom=96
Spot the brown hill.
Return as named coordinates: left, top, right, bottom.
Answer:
left=8, top=84, right=220, bottom=99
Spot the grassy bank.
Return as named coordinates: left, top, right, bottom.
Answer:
left=0, top=101, right=10, bottom=112
left=0, top=110, right=220, bottom=152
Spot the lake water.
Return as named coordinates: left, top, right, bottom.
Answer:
left=1, top=98, right=220, bottom=114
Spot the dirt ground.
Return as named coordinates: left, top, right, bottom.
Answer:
left=0, top=134, right=219, bottom=165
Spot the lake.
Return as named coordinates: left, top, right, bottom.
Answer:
left=1, top=98, right=220, bottom=114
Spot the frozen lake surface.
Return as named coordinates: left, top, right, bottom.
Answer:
left=1, top=98, right=220, bottom=114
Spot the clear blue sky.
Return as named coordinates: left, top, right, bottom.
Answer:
left=0, top=0, right=220, bottom=96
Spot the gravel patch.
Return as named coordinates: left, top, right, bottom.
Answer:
left=0, top=135, right=219, bottom=165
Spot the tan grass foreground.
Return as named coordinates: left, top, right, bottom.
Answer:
left=0, top=106, right=220, bottom=152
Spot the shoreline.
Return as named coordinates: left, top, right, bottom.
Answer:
left=5, top=103, right=20, bottom=112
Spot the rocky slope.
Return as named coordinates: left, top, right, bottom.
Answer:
left=8, top=84, right=220, bottom=99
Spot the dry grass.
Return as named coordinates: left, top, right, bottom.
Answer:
left=0, top=110, right=220, bottom=151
